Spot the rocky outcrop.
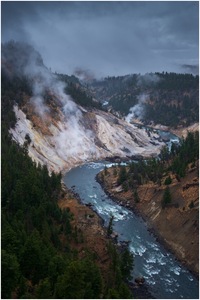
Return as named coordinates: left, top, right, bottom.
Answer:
left=135, top=276, right=145, bottom=285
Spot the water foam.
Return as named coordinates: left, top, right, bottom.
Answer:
left=188, top=275, right=194, bottom=281
left=156, top=253, right=167, bottom=265
left=95, top=203, right=129, bottom=221
left=170, top=265, right=181, bottom=276
left=130, top=244, right=147, bottom=256
left=146, top=278, right=156, bottom=285
left=87, top=162, right=104, bottom=169
left=146, top=256, right=156, bottom=264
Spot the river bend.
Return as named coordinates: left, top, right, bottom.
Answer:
left=63, top=160, right=198, bottom=299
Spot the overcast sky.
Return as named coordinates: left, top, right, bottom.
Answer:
left=1, top=1, right=199, bottom=78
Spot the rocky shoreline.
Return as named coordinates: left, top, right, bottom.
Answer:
left=95, top=173, right=199, bottom=281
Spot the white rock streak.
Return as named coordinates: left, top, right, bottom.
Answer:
left=10, top=105, right=164, bottom=173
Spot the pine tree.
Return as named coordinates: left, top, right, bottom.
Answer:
left=117, top=166, right=127, bottom=185
left=1, top=250, right=20, bottom=299
left=162, top=186, right=172, bottom=208
left=133, top=189, right=140, bottom=203
left=107, top=215, right=114, bottom=236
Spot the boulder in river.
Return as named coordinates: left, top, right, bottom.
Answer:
left=110, top=231, right=118, bottom=240
left=135, top=276, right=145, bottom=285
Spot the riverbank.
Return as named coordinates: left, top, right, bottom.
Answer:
left=96, top=166, right=199, bottom=279
left=171, top=122, right=199, bottom=138
left=59, top=182, right=155, bottom=299
left=132, top=121, right=199, bottom=139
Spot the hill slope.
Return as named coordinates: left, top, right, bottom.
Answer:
left=9, top=105, right=165, bottom=173
left=89, top=73, right=199, bottom=128
left=2, top=41, right=165, bottom=173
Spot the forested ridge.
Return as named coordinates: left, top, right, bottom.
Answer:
left=90, top=72, right=199, bottom=127
left=1, top=67, right=133, bottom=299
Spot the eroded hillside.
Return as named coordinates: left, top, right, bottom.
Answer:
left=9, top=103, right=165, bottom=173
left=2, top=41, right=165, bottom=173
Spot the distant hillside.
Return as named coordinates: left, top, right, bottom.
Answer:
left=89, top=72, right=199, bottom=128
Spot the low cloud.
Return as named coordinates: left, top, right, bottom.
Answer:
left=181, top=64, right=199, bottom=75
left=1, top=2, right=199, bottom=77
left=74, top=67, right=95, bottom=82
left=137, top=73, right=161, bottom=87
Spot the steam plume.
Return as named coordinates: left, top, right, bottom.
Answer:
left=2, top=41, right=95, bottom=158
left=126, top=93, right=149, bottom=123
left=125, top=73, right=160, bottom=123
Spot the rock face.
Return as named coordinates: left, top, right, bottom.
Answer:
left=10, top=104, right=164, bottom=173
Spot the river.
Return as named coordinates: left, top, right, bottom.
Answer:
left=63, top=132, right=199, bottom=299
